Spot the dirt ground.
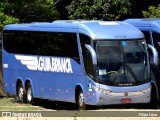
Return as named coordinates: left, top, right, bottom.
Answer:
left=0, top=52, right=6, bottom=97
left=0, top=97, right=160, bottom=120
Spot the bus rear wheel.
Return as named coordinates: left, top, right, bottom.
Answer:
left=77, top=90, right=88, bottom=110
left=26, top=83, right=35, bottom=104
left=17, top=83, right=25, bottom=103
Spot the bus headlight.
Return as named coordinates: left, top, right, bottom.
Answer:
left=141, top=86, right=151, bottom=93
left=92, top=85, right=99, bottom=92
left=92, top=85, right=151, bottom=96
left=92, top=85, right=110, bottom=94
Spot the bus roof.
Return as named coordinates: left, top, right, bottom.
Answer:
left=3, top=20, right=144, bottom=40
left=124, top=18, right=160, bottom=31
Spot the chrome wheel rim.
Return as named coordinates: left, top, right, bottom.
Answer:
left=27, top=87, right=32, bottom=102
left=18, top=87, right=24, bottom=101
left=79, top=92, right=84, bottom=108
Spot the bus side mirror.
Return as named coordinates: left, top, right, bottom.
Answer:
left=158, top=42, right=160, bottom=46
left=148, top=44, right=158, bottom=65
left=85, top=44, right=97, bottom=65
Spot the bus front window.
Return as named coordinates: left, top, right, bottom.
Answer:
left=94, top=40, right=150, bottom=86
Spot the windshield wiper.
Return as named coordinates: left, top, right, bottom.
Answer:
left=112, top=64, right=139, bottom=83
left=125, top=64, right=139, bottom=83
left=97, top=79, right=113, bottom=85
left=111, top=65, right=124, bottom=82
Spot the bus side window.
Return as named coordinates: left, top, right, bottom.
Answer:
left=53, top=33, right=80, bottom=63
left=3, top=31, right=16, bottom=53
left=84, top=48, right=94, bottom=79
left=79, top=34, right=94, bottom=78
left=3, top=31, right=80, bottom=64
left=63, top=33, right=80, bottom=63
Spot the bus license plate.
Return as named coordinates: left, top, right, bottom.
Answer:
left=121, top=98, right=131, bottom=103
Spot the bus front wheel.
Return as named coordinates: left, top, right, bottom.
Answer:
left=26, top=83, right=35, bottom=104
left=17, top=83, right=25, bottom=103
left=150, top=85, right=158, bottom=108
left=77, top=90, right=88, bottom=110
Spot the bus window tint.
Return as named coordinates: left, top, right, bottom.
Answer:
left=79, top=34, right=94, bottom=78
left=3, top=31, right=80, bottom=63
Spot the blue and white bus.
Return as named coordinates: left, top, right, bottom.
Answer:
left=2, top=20, right=156, bottom=110
left=124, top=18, right=160, bottom=65
left=124, top=18, right=160, bottom=105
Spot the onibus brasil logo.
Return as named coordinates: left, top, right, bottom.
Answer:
left=15, top=55, right=73, bottom=73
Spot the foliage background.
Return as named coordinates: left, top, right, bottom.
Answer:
left=0, top=0, right=160, bottom=32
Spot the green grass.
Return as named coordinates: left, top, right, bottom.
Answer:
left=0, top=106, right=44, bottom=111
left=0, top=98, right=45, bottom=111
left=0, top=98, right=19, bottom=106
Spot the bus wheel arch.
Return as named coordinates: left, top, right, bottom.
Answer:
left=75, top=85, right=88, bottom=110
left=16, top=79, right=26, bottom=103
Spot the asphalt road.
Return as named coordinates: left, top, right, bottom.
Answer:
left=1, top=98, right=160, bottom=120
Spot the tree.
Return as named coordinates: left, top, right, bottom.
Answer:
left=128, top=0, right=160, bottom=18
left=12, top=0, right=59, bottom=22
left=66, top=0, right=131, bottom=20
left=143, top=4, right=160, bottom=18
left=0, top=2, right=19, bottom=31
left=0, top=0, right=60, bottom=30
left=54, top=0, right=72, bottom=20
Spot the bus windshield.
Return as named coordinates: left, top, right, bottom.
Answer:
left=94, top=39, right=150, bottom=86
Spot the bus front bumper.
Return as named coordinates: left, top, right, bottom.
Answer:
left=85, top=85, right=151, bottom=106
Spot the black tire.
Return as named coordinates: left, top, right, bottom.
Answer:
left=150, top=64, right=160, bottom=108
left=17, top=83, right=25, bottom=103
left=150, top=85, right=158, bottom=108
left=77, top=90, right=88, bottom=110
left=26, top=83, right=35, bottom=104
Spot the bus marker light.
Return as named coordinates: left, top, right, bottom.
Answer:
left=89, top=89, right=92, bottom=91
left=86, top=92, right=89, bottom=96
left=121, top=98, right=131, bottom=103
left=3, top=64, right=8, bottom=68
left=48, top=88, right=51, bottom=91
left=5, top=83, right=7, bottom=87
